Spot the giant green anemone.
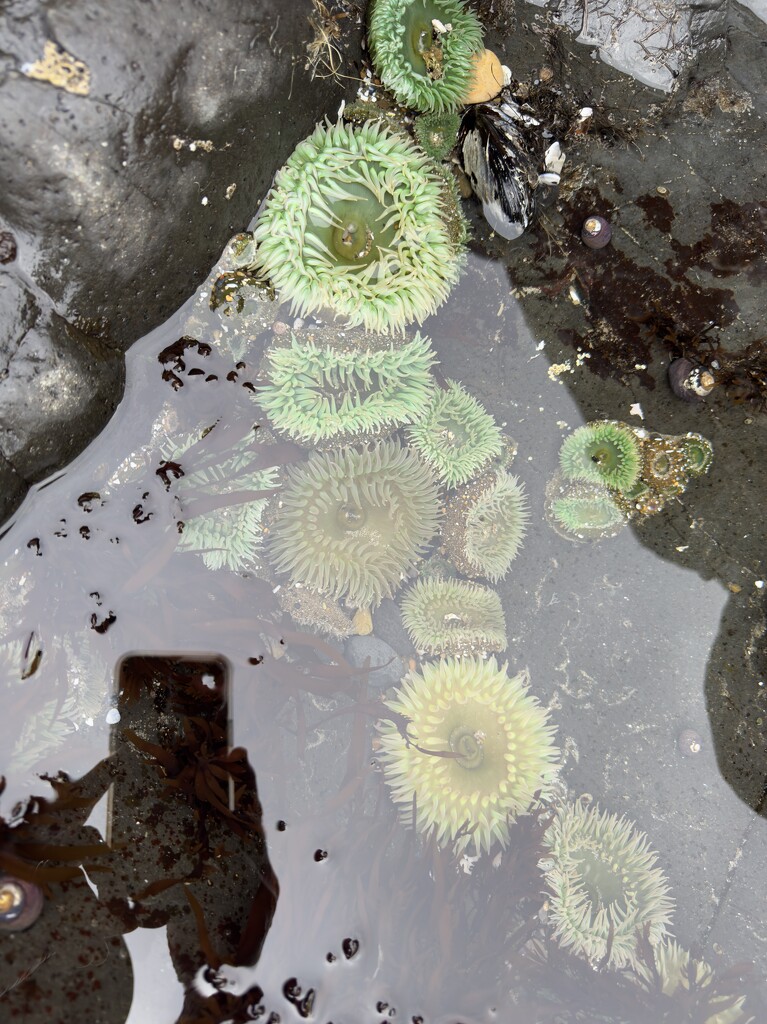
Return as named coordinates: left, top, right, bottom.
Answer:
left=377, top=657, right=559, bottom=855
left=268, top=441, right=440, bottom=608
left=406, top=379, right=503, bottom=488
left=399, top=577, right=507, bottom=656
left=368, top=0, right=484, bottom=112
left=257, top=330, right=436, bottom=446
left=544, top=475, right=628, bottom=542
left=559, top=421, right=642, bottom=493
left=164, top=427, right=280, bottom=572
left=541, top=801, right=674, bottom=971
left=251, top=119, right=465, bottom=334
left=441, top=469, right=529, bottom=581
left=638, top=939, right=751, bottom=1024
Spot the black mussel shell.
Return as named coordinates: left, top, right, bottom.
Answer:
left=459, top=99, right=538, bottom=240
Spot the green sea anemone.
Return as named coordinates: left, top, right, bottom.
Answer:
left=441, top=469, right=529, bottom=581
left=251, top=119, right=464, bottom=334
left=541, top=801, right=674, bottom=971
left=559, top=421, right=642, bottom=493
left=414, top=111, right=461, bottom=162
left=268, top=441, right=440, bottom=608
left=368, top=0, right=484, bottom=113
left=406, top=380, right=503, bottom=488
left=679, top=431, right=714, bottom=476
left=257, top=330, right=436, bottom=446
left=399, top=577, right=507, bottom=656
left=165, top=427, right=280, bottom=572
left=377, top=657, right=559, bottom=855
left=639, top=939, right=752, bottom=1024
left=545, top=476, right=628, bottom=542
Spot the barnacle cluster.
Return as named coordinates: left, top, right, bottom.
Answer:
left=377, top=657, right=559, bottom=855
left=399, top=577, right=507, bottom=655
left=546, top=422, right=714, bottom=541
left=257, top=330, right=436, bottom=446
left=268, top=441, right=440, bottom=609
left=541, top=801, right=674, bottom=971
left=251, top=119, right=465, bottom=334
left=368, top=0, right=485, bottom=113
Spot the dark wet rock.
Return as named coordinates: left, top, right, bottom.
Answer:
left=0, top=0, right=341, bottom=523
left=344, top=636, right=409, bottom=690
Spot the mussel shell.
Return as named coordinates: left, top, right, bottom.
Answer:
left=458, top=99, right=538, bottom=240
left=0, top=875, right=44, bottom=931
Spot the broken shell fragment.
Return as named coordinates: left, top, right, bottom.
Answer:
left=580, top=215, right=612, bottom=249
left=463, top=49, right=505, bottom=104
left=668, top=358, right=716, bottom=403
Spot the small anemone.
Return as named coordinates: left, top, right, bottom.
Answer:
left=368, top=0, right=485, bottom=113
left=399, top=577, right=507, bottom=656
left=257, top=331, right=436, bottom=445
left=441, top=469, right=529, bottom=581
left=559, top=421, right=642, bottom=493
left=406, top=380, right=503, bottom=488
left=544, top=476, right=628, bottom=542
left=637, top=939, right=752, bottom=1024
left=640, top=436, right=688, bottom=496
left=679, top=431, right=714, bottom=476
left=414, top=111, right=461, bottom=162
left=268, top=441, right=440, bottom=608
left=252, top=119, right=465, bottom=335
left=541, top=800, right=675, bottom=971
left=377, top=656, right=559, bottom=855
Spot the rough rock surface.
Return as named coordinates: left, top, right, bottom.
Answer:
left=0, top=0, right=340, bottom=522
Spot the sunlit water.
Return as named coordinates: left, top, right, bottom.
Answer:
left=0, top=226, right=763, bottom=1023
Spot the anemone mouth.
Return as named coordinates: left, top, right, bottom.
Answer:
left=252, top=120, right=465, bottom=335
left=377, top=657, right=559, bottom=855
left=368, top=0, right=485, bottom=112
left=542, top=802, right=674, bottom=971
left=559, top=421, right=642, bottom=493
left=268, top=441, right=441, bottom=608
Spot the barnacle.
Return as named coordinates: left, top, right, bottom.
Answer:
left=368, top=0, right=484, bottom=113
left=399, top=577, right=507, bottom=655
left=251, top=119, right=465, bottom=334
left=441, top=469, right=529, bottom=581
left=544, top=476, right=628, bottom=542
left=377, top=657, right=559, bottom=855
left=257, top=331, right=436, bottom=446
left=406, top=379, right=503, bottom=488
left=559, top=421, right=642, bottom=493
left=541, top=801, right=674, bottom=971
left=268, top=441, right=440, bottom=608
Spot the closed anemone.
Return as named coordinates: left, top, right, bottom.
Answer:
left=641, top=436, right=688, bottom=496
left=442, top=469, right=529, bottom=581
left=400, top=577, right=507, bottom=655
left=559, top=421, right=642, bottom=493
left=414, top=111, right=461, bottom=162
left=406, top=380, right=503, bottom=488
left=679, top=432, right=714, bottom=476
left=257, top=331, right=437, bottom=445
left=268, top=442, right=440, bottom=608
left=368, top=0, right=485, bottom=113
left=377, top=657, right=559, bottom=855
left=251, top=119, right=465, bottom=334
left=541, top=801, right=675, bottom=971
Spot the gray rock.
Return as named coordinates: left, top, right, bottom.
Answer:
left=344, top=635, right=409, bottom=690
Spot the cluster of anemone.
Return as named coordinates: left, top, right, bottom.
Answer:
left=541, top=801, right=674, bottom=971
left=251, top=119, right=465, bottom=335
left=377, top=657, right=559, bottom=855
left=399, top=576, right=507, bottom=656
left=368, top=0, right=485, bottom=113
left=257, top=331, right=436, bottom=446
left=406, top=380, right=503, bottom=488
left=268, top=441, right=440, bottom=609
left=441, top=469, right=529, bottom=581
left=164, top=427, right=280, bottom=572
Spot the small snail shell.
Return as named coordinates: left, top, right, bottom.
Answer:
left=677, top=728, right=703, bottom=757
left=580, top=215, right=612, bottom=249
left=668, top=358, right=716, bottom=403
left=0, top=875, right=44, bottom=931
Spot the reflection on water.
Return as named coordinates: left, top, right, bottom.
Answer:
left=0, top=226, right=762, bottom=1021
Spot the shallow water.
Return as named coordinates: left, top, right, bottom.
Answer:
left=0, top=222, right=764, bottom=1021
